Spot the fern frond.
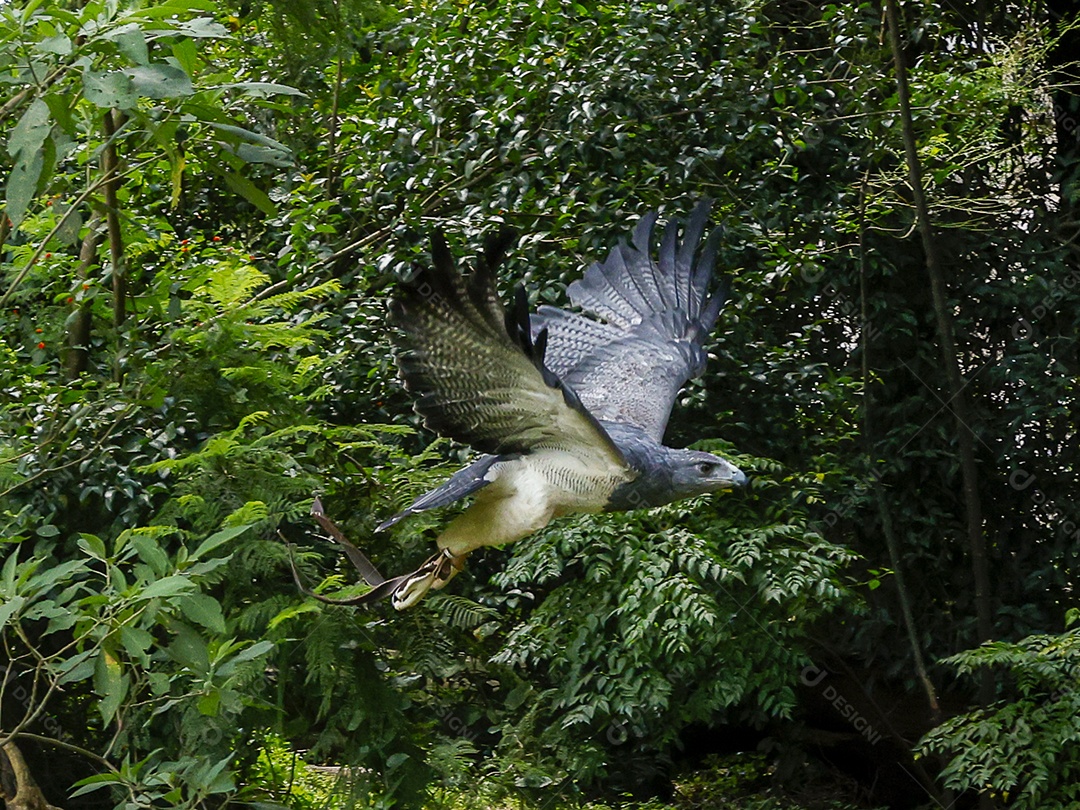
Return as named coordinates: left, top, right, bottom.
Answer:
left=431, top=593, right=500, bottom=631
left=200, top=263, right=270, bottom=306
left=252, top=279, right=342, bottom=314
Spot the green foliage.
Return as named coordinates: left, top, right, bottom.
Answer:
left=429, top=751, right=878, bottom=810
left=672, top=753, right=885, bottom=810
left=0, top=0, right=295, bottom=243
left=483, top=452, right=854, bottom=789
left=918, top=627, right=1080, bottom=809
left=2, top=513, right=269, bottom=806
left=2, top=0, right=1080, bottom=807
left=246, top=733, right=352, bottom=810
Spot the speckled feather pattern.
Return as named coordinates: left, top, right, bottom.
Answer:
left=377, top=203, right=740, bottom=587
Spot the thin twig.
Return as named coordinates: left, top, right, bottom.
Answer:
left=0, top=65, right=67, bottom=124
left=0, top=405, right=135, bottom=500
left=11, top=731, right=117, bottom=773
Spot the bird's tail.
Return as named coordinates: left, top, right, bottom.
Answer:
left=375, top=455, right=502, bottom=532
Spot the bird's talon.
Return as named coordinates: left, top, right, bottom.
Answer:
left=391, top=549, right=468, bottom=610
left=430, top=549, right=467, bottom=591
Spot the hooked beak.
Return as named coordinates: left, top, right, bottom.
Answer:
left=712, top=461, right=748, bottom=490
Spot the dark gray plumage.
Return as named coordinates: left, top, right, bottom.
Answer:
left=381, top=200, right=745, bottom=609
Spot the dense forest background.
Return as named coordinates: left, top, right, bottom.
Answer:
left=1, top=0, right=1079, bottom=808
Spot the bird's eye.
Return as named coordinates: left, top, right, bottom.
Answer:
left=697, top=462, right=715, bottom=475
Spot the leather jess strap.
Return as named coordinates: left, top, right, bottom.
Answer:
left=283, top=498, right=405, bottom=607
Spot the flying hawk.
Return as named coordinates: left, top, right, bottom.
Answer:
left=344, top=199, right=748, bottom=610
left=297, top=201, right=745, bottom=610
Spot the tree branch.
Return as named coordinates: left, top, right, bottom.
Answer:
left=857, top=169, right=941, bottom=722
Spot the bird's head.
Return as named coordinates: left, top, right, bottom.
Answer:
left=668, top=449, right=748, bottom=497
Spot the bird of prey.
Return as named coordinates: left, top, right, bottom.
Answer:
left=366, top=199, right=745, bottom=610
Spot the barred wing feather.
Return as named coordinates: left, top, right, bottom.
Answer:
left=533, top=199, right=729, bottom=442
left=390, top=233, right=626, bottom=468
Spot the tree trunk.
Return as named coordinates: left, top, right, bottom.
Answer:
left=102, top=109, right=126, bottom=328
left=65, top=212, right=104, bottom=378
left=883, top=0, right=995, bottom=702
left=0, top=742, right=63, bottom=810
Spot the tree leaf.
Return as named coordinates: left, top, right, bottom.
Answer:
left=132, top=535, right=172, bottom=578
left=234, top=142, right=292, bottom=167
left=221, top=170, right=276, bottom=215
left=231, top=639, right=274, bottom=664
left=197, top=689, right=221, bottom=716
left=19, top=0, right=47, bottom=22
left=216, top=639, right=274, bottom=677
left=94, top=650, right=127, bottom=725
left=171, top=37, right=199, bottom=75
left=208, top=121, right=291, bottom=151
left=36, top=34, right=72, bottom=55
left=216, top=81, right=307, bottom=98
left=168, top=622, right=210, bottom=672
left=70, top=772, right=124, bottom=798
left=53, top=202, right=84, bottom=244
left=120, top=625, right=155, bottom=660
left=1, top=550, right=18, bottom=589
left=5, top=98, right=51, bottom=225
left=130, top=0, right=218, bottom=17
left=179, top=593, right=226, bottom=634
left=56, top=650, right=96, bottom=685
left=115, top=27, right=150, bottom=65
left=77, top=533, right=108, bottom=561
left=23, top=559, right=87, bottom=594
left=83, top=69, right=138, bottom=108
left=125, top=64, right=194, bottom=99
left=131, top=534, right=170, bottom=577
left=137, top=574, right=195, bottom=601
left=7, top=98, right=50, bottom=155
left=190, top=524, right=252, bottom=561
left=0, top=595, right=26, bottom=630
left=172, top=17, right=230, bottom=39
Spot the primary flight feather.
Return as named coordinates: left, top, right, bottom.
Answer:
left=380, top=199, right=745, bottom=609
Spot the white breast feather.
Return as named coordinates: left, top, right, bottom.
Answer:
left=435, top=450, right=632, bottom=555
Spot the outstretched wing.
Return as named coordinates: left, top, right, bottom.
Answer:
left=390, top=232, right=626, bottom=468
left=533, top=199, right=729, bottom=442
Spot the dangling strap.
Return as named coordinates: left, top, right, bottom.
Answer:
left=282, top=498, right=406, bottom=607
left=285, top=499, right=459, bottom=608
left=309, top=497, right=387, bottom=586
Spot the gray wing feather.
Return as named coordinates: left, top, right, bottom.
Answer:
left=675, top=205, right=708, bottom=312
left=533, top=199, right=729, bottom=441
left=571, top=257, right=641, bottom=327
left=377, top=455, right=503, bottom=531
